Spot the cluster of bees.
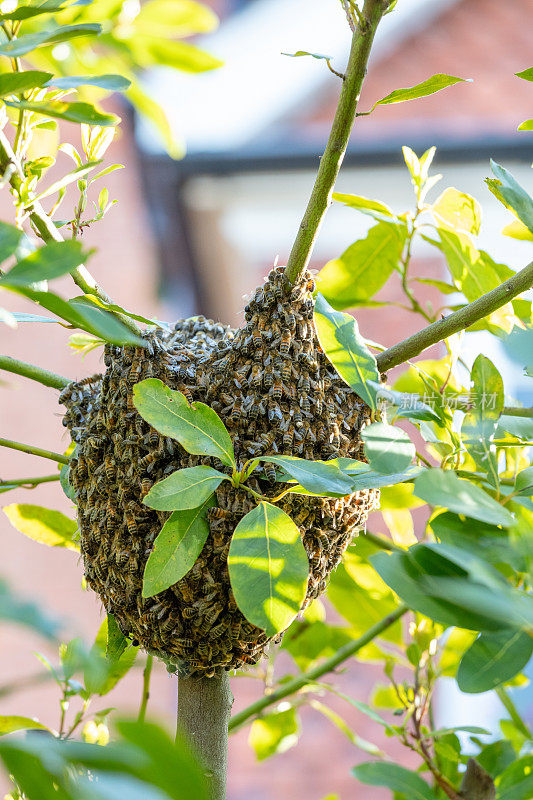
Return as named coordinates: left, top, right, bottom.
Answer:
left=60, top=267, right=379, bottom=677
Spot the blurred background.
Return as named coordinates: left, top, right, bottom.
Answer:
left=1, top=0, right=533, bottom=797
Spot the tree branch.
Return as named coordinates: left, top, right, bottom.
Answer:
left=284, top=0, right=390, bottom=286
left=0, top=355, right=70, bottom=390
left=0, top=473, right=60, bottom=488
left=502, top=406, right=533, bottom=418
left=228, top=603, right=408, bottom=732
left=377, top=260, right=533, bottom=372
left=137, top=654, right=153, bottom=723
left=0, top=437, right=69, bottom=464
left=0, top=130, right=141, bottom=336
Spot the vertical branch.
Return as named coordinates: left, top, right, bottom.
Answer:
left=284, top=0, right=390, bottom=286
left=178, top=672, right=233, bottom=800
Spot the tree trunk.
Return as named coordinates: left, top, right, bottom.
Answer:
left=177, top=671, right=233, bottom=800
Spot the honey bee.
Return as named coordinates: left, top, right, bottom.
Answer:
left=233, top=497, right=245, bottom=515
left=252, top=330, right=262, bottom=349
left=141, top=478, right=152, bottom=497
left=306, top=277, right=316, bottom=293
left=251, top=364, right=262, bottom=387
left=283, top=426, right=294, bottom=448
left=179, top=386, right=194, bottom=404
left=231, top=399, right=242, bottom=422
left=177, top=638, right=194, bottom=650
left=128, top=359, right=142, bottom=385
left=160, top=615, right=176, bottom=633
left=280, top=330, right=291, bottom=356
left=285, top=311, right=296, bottom=330
left=126, top=393, right=135, bottom=413
left=281, top=360, right=292, bottom=382
left=264, top=463, right=276, bottom=484
left=293, top=508, right=310, bottom=525
left=183, top=607, right=196, bottom=619
left=208, top=507, right=232, bottom=521
left=140, top=451, right=158, bottom=470
left=124, top=511, right=137, bottom=537
left=263, top=369, right=274, bottom=388
left=197, top=641, right=212, bottom=657
left=272, top=380, right=282, bottom=400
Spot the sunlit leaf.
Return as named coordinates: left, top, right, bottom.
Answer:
left=414, top=469, right=514, bottom=527
left=361, top=422, right=415, bottom=474
left=368, top=74, right=469, bottom=112
left=432, top=187, right=481, bottom=235
left=314, top=293, right=380, bottom=411
left=0, top=716, right=49, bottom=736
left=0, top=70, right=53, bottom=96
left=249, top=708, right=300, bottom=761
left=258, top=455, right=354, bottom=497
left=489, top=161, right=533, bottom=235
left=6, top=99, right=119, bottom=127
left=317, top=221, right=407, bottom=309
left=0, top=240, right=87, bottom=286
left=228, top=501, right=309, bottom=636
left=46, top=74, right=131, bottom=91
left=133, top=379, right=235, bottom=468
left=332, top=193, right=396, bottom=224
left=143, top=466, right=228, bottom=511
left=0, top=23, right=101, bottom=57
left=3, top=504, right=78, bottom=550
left=462, top=355, right=504, bottom=488
left=352, top=761, right=439, bottom=800
left=457, top=630, right=533, bottom=693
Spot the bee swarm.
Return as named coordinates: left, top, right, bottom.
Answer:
left=60, top=268, right=379, bottom=677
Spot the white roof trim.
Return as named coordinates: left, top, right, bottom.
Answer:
left=137, top=0, right=462, bottom=155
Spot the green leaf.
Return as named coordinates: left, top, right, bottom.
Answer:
left=497, top=415, right=533, bottom=441
left=462, top=355, right=504, bottom=488
left=0, top=23, right=101, bottom=57
left=497, top=756, right=533, bottom=800
left=228, top=501, right=309, bottom=636
left=457, top=630, right=533, bottom=693
left=430, top=512, right=518, bottom=569
left=352, top=762, right=439, bottom=800
left=515, top=467, right=533, bottom=497
left=0, top=240, right=87, bottom=286
left=314, top=293, right=380, bottom=411
left=84, top=617, right=138, bottom=695
left=518, top=119, right=533, bottom=132
left=342, top=464, right=424, bottom=490
left=372, top=545, right=532, bottom=632
left=489, top=161, right=533, bottom=235
left=414, top=469, right=514, bottom=527
left=361, top=422, right=415, bottom=473
left=249, top=708, right=300, bottom=761
left=30, top=161, right=102, bottom=203
left=258, top=455, right=354, bottom=497
left=476, top=740, right=515, bottom=778
left=6, top=100, right=119, bottom=127
left=134, top=0, right=218, bottom=37
left=0, top=716, right=49, bottom=736
left=283, top=50, right=332, bottom=61
left=3, top=504, right=78, bottom=550
left=332, top=193, right=396, bottom=224
left=502, top=220, right=533, bottom=241
left=59, top=464, right=76, bottom=502
left=46, top=74, right=131, bottom=92
left=66, top=298, right=146, bottom=346
left=133, top=379, right=235, bottom=468
left=126, top=83, right=184, bottom=160
left=0, top=0, right=66, bottom=20
left=516, top=68, right=533, bottom=82
left=0, top=70, right=53, bottom=97
left=369, top=74, right=469, bottom=111
left=142, top=499, right=213, bottom=598
left=316, top=221, right=407, bottom=309
left=136, top=38, right=222, bottom=73
left=106, top=614, right=127, bottom=662
left=143, top=466, right=227, bottom=511
left=432, top=187, right=481, bottom=235
left=0, top=221, right=23, bottom=263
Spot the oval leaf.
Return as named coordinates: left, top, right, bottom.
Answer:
left=3, top=504, right=78, bottom=550
left=0, top=716, right=49, bottom=736
left=0, top=23, right=101, bottom=57
left=143, top=466, right=227, bottom=511
left=0, top=71, right=53, bottom=97
left=0, top=221, right=23, bottom=263
left=457, top=630, right=533, bottom=694
left=352, top=762, right=438, bottom=800
left=133, top=379, right=235, bottom=468
left=228, top=501, right=309, bottom=636
left=5, top=100, right=119, bottom=127
left=361, top=422, right=415, bottom=474
left=314, top=293, right=379, bottom=411
left=414, top=469, right=514, bottom=527
left=369, top=73, right=469, bottom=111
left=46, top=74, right=131, bottom=92
left=143, top=498, right=213, bottom=598
left=260, top=456, right=354, bottom=496
left=0, top=240, right=87, bottom=286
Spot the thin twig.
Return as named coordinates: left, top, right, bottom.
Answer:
left=377, top=260, right=533, bottom=372
left=0, top=437, right=69, bottom=465
left=0, top=355, right=70, bottom=390
left=0, top=473, right=60, bottom=488
left=0, top=131, right=141, bottom=336
left=228, top=603, right=408, bottom=732
left=138, top=654, right=153, bottom=723
left=284, top=0, right=390, bottom=286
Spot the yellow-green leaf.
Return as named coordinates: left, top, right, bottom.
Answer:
left=3, top=504, right=78, bottom=550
